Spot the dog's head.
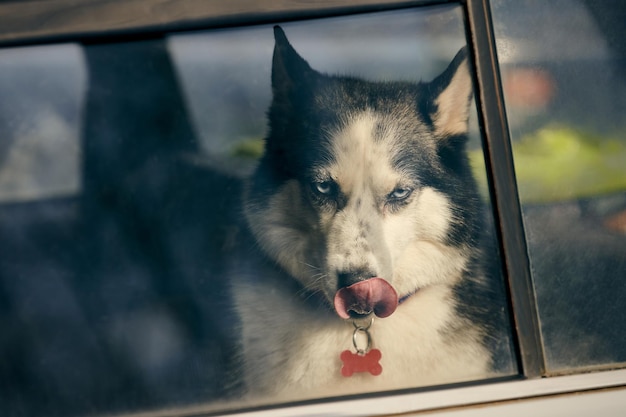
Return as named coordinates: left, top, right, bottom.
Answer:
left=244, top=26, right=479, bottom=319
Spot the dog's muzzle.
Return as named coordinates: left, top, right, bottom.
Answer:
left=333, top=277, right=398, bottom=319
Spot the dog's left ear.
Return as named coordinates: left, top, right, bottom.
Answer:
left=427, top=47, right=473, bottom=138
left=271, top=26, right=317, bottom=101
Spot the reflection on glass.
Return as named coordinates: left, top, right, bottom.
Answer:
left=0, top=44, right=84, bottom=202
left=0, top=5, right=516, bottom=417
left=492, top=0, right=626, bottom=371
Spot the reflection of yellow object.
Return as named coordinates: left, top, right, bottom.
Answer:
left=470, top=125, right=626, bottom=203
left=232, top=138, right=265, bottom=159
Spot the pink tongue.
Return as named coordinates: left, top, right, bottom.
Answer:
left=333, top=277, right=398, bottom=319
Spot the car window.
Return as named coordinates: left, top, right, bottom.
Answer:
left=491, top=0, right=626, bottom=372
left=0, top=44, right=84, bottom=202
left=0, top=3, right=523, bottom=416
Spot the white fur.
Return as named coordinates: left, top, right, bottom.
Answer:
left=234, top=279, right=490, bottom=403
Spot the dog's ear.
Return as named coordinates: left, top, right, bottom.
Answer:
left=426, top=47, right=473, bottom=138
left=271, top=26, right=317, bottom=100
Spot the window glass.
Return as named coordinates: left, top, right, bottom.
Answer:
left=0, top=44, right=84, bottom=202
left=491, top=0, right=626, bottom=372
left=0, top=4, right=516, bottom=417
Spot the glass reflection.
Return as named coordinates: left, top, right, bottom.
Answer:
left=492, top=0, right=626, bottom=371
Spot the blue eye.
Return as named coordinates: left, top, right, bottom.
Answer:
left=389, top=187, right=412, bottom=200
left=313, top=180, right=334, bottom=195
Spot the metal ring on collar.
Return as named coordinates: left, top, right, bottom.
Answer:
left=352, top=324, right=372, bottom=354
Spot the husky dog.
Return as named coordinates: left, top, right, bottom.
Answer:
left=232, top=26, right=506, bottom=401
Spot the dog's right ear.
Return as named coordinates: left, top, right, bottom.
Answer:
left=426, top=47, right=473, bottom=139
left=271, top=26, right=317, bottom=100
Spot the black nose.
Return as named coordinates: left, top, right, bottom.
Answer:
left=337, top=269, right=377, bottom=289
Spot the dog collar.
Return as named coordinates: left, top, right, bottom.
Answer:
left=399, top=288, right=419, bottom=305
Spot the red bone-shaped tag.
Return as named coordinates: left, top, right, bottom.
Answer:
left=340, top=349, right=382, bottom=377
